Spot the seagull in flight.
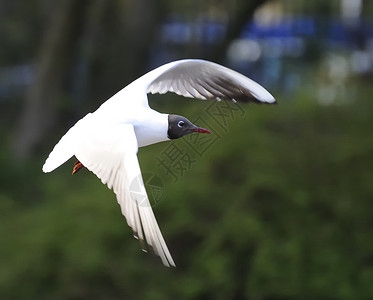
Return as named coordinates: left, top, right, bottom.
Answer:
left=42, top=59, right=276, bottom=267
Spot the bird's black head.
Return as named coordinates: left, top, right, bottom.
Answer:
left=167, top=114, right=211, bottom=140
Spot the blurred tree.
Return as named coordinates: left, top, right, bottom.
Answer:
left=211, top=0, right=268, bottom=61
left=12, top=0, right=91, bottom=158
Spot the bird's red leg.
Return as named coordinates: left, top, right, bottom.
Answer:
left=72, top=160, right=84, bottom=175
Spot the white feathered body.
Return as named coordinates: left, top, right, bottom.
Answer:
left=42, top=59, right=275, bottom=267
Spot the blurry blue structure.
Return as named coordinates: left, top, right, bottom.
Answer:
left=151, top=16, right=373, bottom=97
left=1, top=16, right=372, bottom=100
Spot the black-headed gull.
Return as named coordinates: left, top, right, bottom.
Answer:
left=42, top=59, right=275, bottom=267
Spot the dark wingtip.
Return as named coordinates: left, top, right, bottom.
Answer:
left=265, top=98, right=277, bottom=105
left=251, top=97, right=277, bottom=105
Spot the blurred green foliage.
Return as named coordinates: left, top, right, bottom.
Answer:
left=1, top=80, right=372, bottom=298
left=1, top=0, right=373, bottom=298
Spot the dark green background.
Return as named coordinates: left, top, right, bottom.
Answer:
left=1, top=0, right=372, bottom=299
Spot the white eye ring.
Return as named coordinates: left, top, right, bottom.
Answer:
left=177, top=120, right=185, bottom=128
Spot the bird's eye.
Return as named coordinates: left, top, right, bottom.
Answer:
left=177, top=120, right=185, bottom=128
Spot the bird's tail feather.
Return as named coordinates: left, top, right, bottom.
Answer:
left=42, top=113, right=93, bottom=173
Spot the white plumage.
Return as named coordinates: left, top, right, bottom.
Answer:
left=43, top=59, right=275, bottom=267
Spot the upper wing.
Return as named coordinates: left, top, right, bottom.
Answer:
left=86, top=59, right=275, bottom=120
left=74, top=124, right=175, bottom=267
left=145, top=59, right=275, bottom=104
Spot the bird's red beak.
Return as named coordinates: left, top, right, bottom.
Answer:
left=191, top=127, right=211, bottom=134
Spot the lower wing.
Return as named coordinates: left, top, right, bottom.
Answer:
left=74, top=124, right=175, bottom=267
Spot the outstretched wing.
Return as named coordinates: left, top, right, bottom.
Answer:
left=74, top=123, right=175, bottom=267
left=94, top=59, right=275, bottom=118
left=145, top=59, right=275, bottom=104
